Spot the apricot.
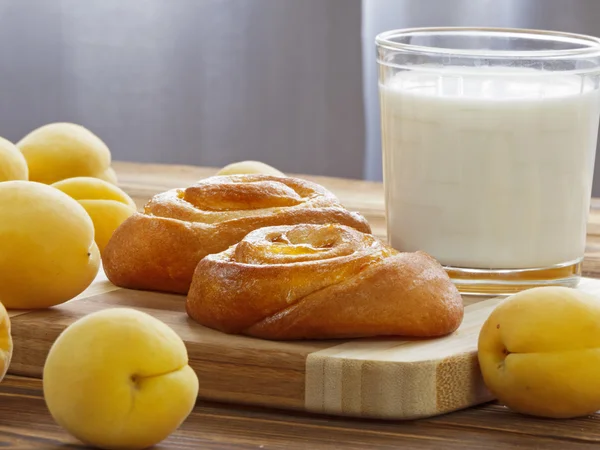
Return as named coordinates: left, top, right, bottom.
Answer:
left=478, top=286, right=600, bottom=418
left=216, top=160, right=285, bottom=177
left=17, top=123, right=111, bottom=184
left=52, top=177, right=136, bottom=253
left=98, top=166, right=118, bottom=184
left=0, top=136, right=27, bottom=181
left=0, top=302, right=12, bottom=382
left=0, top=181, right=100, bottom=309
left=44, top=308, right=199, bottom=449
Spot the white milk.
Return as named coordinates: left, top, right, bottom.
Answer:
left=380, top=68, right=600, bottom=269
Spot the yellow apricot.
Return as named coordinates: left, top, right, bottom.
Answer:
left=478, top=286, right=600, bottom=419
left=0, top=181, right=99, bottom=309
left=0, top=302, right=12, bottom=382
left=0, top=136, right=27, bottom=181
left=52, top=177, right=136, bottom=253
left=17, top=123, right=111, bottom=184
left=98, top=167, right=118, bottom=184
left=216, top=160, right=285, bottom=177
left=44, top=308, right=198, bottom=449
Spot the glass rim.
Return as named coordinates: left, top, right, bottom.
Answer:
left=375, top=27, right=600, bottom=59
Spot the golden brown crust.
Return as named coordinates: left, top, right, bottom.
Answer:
left=102, top=175, right=371, bottom=294
left=186, top=224, right=464, bottom=340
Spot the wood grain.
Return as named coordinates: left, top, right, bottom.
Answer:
left=8, top=287, right=332, bottom=411
left=3, top=161, right=600, bottom=448
left=9, top=269, right=600, bottom=421
left=303, top=277, right=600, bottom=419
left=8, top=275, right=493, bottom=418
left=1, top=375, right=600, bottom=449
left=304, top=297, right=500, bottom=419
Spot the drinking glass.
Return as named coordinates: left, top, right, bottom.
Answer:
left=376, top=27, right=600, bottom=294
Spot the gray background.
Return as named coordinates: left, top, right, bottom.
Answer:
left=0, top=0, right=364, bottom=179
left=2, top=0, right=600, bottom=193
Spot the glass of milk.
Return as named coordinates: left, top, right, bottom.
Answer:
left=376, top=27, right=600, bottom=295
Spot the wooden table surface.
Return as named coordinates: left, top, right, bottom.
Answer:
left=2, top=161, right=600, bottom=449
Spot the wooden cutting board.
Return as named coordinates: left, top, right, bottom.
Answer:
left=8, top=273, right=600, bottom=420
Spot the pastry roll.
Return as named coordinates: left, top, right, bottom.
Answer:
left=186, top=223, right=464, bottom=340
left=102, top=175, right=371, bottom=294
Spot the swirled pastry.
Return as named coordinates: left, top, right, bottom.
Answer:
left=102, top=175, right=371, bottom=294
left=186, top=223, right=464, bottom=340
